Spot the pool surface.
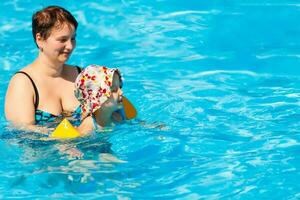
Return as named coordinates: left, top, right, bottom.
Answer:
left=1, top=0, right=300, bottom=199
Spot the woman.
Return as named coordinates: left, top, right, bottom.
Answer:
left=5, top=6, right=90, bottom=134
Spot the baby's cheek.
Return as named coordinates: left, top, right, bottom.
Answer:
left=112, top=93, right=119, bottom=101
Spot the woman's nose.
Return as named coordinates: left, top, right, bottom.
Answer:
left=66, top=39, right=75, bottom=50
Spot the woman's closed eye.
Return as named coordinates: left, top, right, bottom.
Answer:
left=58, top=38, right=67, bottom=43
left=57, top=36, right=76, bottom=43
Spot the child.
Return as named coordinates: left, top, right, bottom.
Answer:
left=75, top=64, right=124, bottom=133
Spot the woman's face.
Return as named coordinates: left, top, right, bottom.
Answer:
left=37, top=23, right=76, bottom=63
left=102, top=72, right=123, bottom=112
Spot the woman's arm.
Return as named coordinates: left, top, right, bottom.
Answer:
left=5, top=73, right=36, bottom=125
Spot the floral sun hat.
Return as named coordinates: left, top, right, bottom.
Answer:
left=74, top=64, right=122, bottom=119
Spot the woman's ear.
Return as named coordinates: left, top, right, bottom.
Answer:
left=36, top=33, right=44, bottom=50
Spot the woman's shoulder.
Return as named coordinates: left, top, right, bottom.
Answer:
left=9, top=65, right=33, bottom=86
left=64, top=64, right=82, bottom=73
left=8, top=63, right=42, bottom=96
left=65, top=64, right=82, bottom=69
left=63, top=64, right=82, bottom=81
left=6, top=67, right=36, bottom=104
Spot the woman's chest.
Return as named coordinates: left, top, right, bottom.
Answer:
left=37, top=78, right=79, bottom=113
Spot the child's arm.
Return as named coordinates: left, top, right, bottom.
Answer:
left=76, top=116, right=94, bottom=135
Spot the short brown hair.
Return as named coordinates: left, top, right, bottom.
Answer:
left=32, top=5, right=78, bottom=47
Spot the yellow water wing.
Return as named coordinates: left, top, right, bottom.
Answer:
left=51, top=118, right=80, bottom=139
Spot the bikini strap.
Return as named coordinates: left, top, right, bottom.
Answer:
left=14, top=67, right=81, bottom=110
left=14, top=71, right=39, bottom=110
left=76, top=66, right=82, bottom=74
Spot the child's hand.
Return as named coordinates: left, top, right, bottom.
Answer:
left=112, top=111, right=123, bottom=122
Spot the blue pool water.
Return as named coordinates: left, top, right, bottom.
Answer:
left=1, top=0, right=300, bottom=198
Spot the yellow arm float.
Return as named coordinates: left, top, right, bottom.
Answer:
left=122, top=96, right=137, bottom=120
left=50, top=96, right=137, bottom=139
left=50, top=118, right=80, bottom=139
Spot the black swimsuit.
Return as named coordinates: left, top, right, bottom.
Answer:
left=15, top=67, right=82, bottom=126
